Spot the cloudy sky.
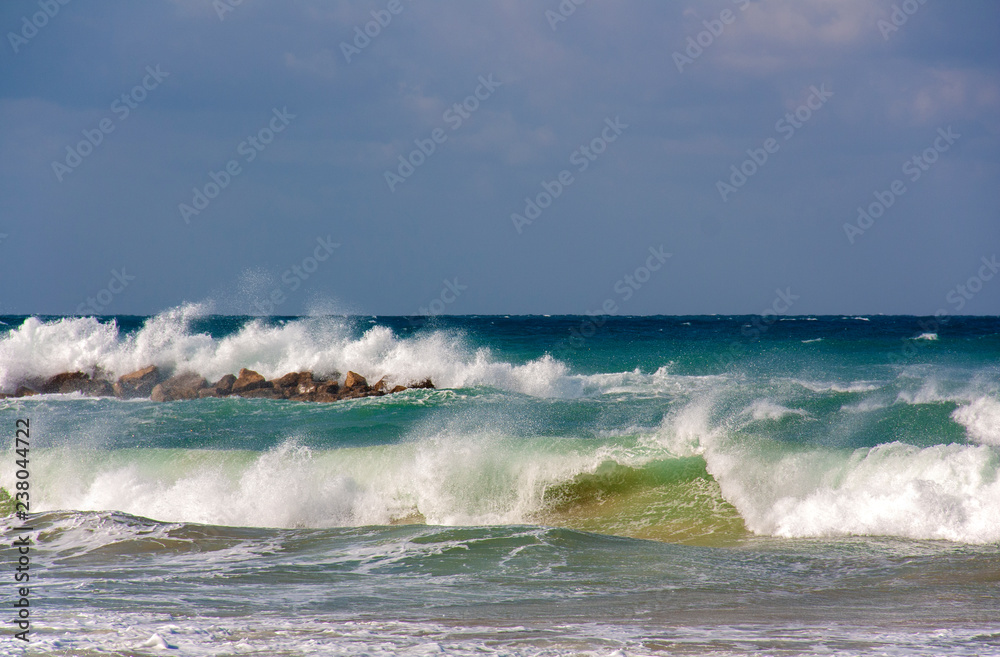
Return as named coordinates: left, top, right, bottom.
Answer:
left=1, top=0, right=997, bottom=316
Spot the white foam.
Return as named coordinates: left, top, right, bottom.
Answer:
left=707, top=441, right=1000, bottom=543
left=746, top=400, right=808, bottom=422
left=0, top=308, right=591, bottom=399
left=793, top=379, right=880, bottom=394
left=140, top=633, right=177, bottom=649
left=951, top=397, right=1000, bottom=446
left=18, top=436, right=650, bottom=529
left=913, top=332, right=939, bottom=341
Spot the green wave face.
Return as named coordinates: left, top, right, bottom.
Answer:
left=537, top=457, right=748, bottom=545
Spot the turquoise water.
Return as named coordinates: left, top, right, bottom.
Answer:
left=1, top=311, right=998, bottom=655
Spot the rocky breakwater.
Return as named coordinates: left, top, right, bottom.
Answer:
left=1, top=365, right=434, bottom=402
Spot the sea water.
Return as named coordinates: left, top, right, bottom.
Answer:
left=1, top=309, right=998, bottom=655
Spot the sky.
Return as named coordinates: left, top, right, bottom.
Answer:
left=0, top=0, right=998, bottom=316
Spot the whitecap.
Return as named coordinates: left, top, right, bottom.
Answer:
left=951, top=397, right=1000, bottom=446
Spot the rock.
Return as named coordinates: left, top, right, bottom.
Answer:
left=296, top=373, right=319, bottom=396
left=232, top=368, right=269, bottom=394
left=238, top=387, right=282, bottom=399
left=150, top=372, right=208, bottom=402
left=316, top=381, right=340, bottom=395
left=114, top=365, right=162, bottom=399
left=344, top=371, right=368, bottom=389
left=83, top=380, right=115, bottom=397
left=40, top=372, right=113, bottom=397
left=273, top=372, right=302, bottom=389
left=338, top=388, right=367, bottom=400
left=27, top=365, right=434, bottom=403
left=41, top=372, right=88, bottom=394
left=212, top=374, right=237, bottom=395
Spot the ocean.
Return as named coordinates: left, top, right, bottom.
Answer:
left=1, top=309, right=998, bottom=656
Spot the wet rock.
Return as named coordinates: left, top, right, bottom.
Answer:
left=372, top=376, right=389, bottom=394
left=407, top=378, right=435, bottom=390
left=232, top=368, right=268, bottom=394
left=114, top=365, right=162, bottom=399
left=151, top=372, right=208, bottom=402
left=344, top=371, right=368, bottom=390
left=238, top=387, right=282, bottom=399
left=272, top=372, right=302, bottom=389
left=41, top=372, right=88, bottom=394
left=14, top=386, right=39, bottom=398
left=41, top=372, right=114, bottom=396
left=198, top=388, right=220, bottom=398
left=389, top=385, right=408, bottom=394
left=296, top=372, right=319, bottom=396
left=84, top=380, right=115, bottom=397
left=316, top=380, right=340, bottom=395
left=212, top=374, right=237, bottom=396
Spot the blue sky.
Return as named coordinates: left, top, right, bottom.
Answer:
left=1, top=0, right=997, bottom=315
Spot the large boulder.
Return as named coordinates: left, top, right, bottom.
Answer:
left=150, top=372, right=208, bottom=402
left=41, top=372, right=88, bottom=394
left=82, top=380, right=115, bottom=397
left=343, top=371, right=368, bottom=390
left=238, top=387, right=283, bottom=399
left=272, top=372, right=302, bottom=389
left=232, top=368, right=269, bottom=395
left=41, top=372, right=114, bottom=397
left=211, top=374, right=237, bottom=396
left=296, top=372, right=319, bottom=396
left=407, top=378, right=435, bottom=390
left=114, top=365, right=162, bottom=399
left=311, top=380, right=342, bottom=402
